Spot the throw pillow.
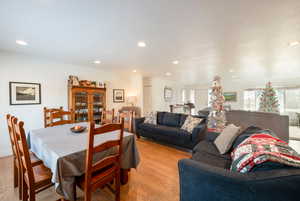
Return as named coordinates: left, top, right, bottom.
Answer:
left=181, top=116, right=203, bottom=133
left=214, top=124, right=241, bottom=154
left=144, top=111, right=157, bottom=125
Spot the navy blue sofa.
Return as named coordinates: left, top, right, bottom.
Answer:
left=134, top=112, right=207, bottom=149
left=178, top=134, right=300, bottom=201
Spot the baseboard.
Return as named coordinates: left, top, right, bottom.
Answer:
left=0, top=154, right=13, bottom=159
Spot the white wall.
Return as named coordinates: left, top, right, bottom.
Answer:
left=143, top=77, right=183, bottom=113
left=0, top=52, right=143, bottom=157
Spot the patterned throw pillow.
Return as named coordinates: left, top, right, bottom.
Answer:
left=181, top=116, right=203, bottom=133
left=144, top=112, right=157, bottom=125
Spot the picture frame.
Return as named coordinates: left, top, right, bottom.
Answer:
left=113, top=89, right=125, bottom=103
left=223, top=92, right=237, bottom=102
left=164, top=87, right=173, bottom=102
left=9, top=82, right=41, bottom=105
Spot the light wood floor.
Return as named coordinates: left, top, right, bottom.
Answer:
left=0, top=139, right=191, bottom=201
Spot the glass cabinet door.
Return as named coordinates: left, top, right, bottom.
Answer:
left=74, top=91, right=88, bottom=122
left=92, top=92, right=104, bottom=124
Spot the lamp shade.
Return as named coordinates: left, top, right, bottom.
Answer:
left=127, top=96, right=137, bottom=106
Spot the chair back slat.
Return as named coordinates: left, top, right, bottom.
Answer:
left=93, top=140, right=120, bottom=154
left=49, top=110, right=74, bottom=127
left=84, top=120, right=124, bottom=191
left=93, top=123, right=122, bottom=134
left=12, top=118, right=35, bottom=187
left=44, top=107, right=63, bottom=127
left=92, top=154, right=119, bottom=173
left=101, top=109, right=115, bottom=124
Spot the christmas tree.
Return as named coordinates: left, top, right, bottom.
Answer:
left=259, top=82, right=280, bottom=113
left=207, top=76, right=226, bottom=132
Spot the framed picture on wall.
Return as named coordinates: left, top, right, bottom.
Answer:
left=9, top=82, right=41, bottom=105
left=223, top=92, right=237, bottom=102
left=113, top=89, right=125, bottom=103
left=164, top=87, right=173, bottom=102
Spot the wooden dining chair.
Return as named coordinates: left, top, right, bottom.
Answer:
left=75, top=120, right=124, bottom=201
left=49, top=109, right=74, bottom=127
left=43, top=107, right=63, bottom=128
left=12, top=117, right=53, bottom=201
left=6, top=114, right=43, bottom=200
left=117, top=111, right=135, bottom=133
left=101, top=108, right=115, bottom=124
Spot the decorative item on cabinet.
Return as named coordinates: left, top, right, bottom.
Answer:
left=68, top=75, right=106, bottom=89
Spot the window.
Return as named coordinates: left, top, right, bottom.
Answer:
left=207, top=89, right=211, bottom=106
left=243, top=90, right=262, bottom=111
left=243, top=88, right=300, bottom=113
left=190, top=89, right=195, bottom=104
left=285, top=89, right=300, bottom=112
left=181, top=89, right=186, bottom=103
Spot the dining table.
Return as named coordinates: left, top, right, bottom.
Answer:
left=27, top=122, right=140, bottom=201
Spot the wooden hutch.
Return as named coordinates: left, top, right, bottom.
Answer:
left=68, top=86, right=106, bottom=124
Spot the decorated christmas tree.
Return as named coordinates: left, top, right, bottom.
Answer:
left=207, top=76, right=226, bottom=132
left=259, top=82, right=280, bottom=113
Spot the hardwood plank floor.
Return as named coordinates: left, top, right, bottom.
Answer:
left=0, top=139, right=191, bottom=201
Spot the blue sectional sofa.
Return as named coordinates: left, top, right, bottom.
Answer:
left=178, top=111, right=299, bottom=201
left=134, top=112, right=207, bottom=149
left=178, top=139, right=300, bottom=201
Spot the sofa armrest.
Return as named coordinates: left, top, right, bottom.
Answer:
left=191, top=123, right=206, bottom=142
left=133, top=117, right=145, bottom=137
left=178, top=159, right=300, bottom=201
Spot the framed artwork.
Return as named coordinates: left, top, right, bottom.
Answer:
left=223, top=92, right=237, bottom=102
left=164, top=87, right=173, bottom=102
left=9, top=82, right=41, bottom=105
left=113, top=89, right=125, bottom=103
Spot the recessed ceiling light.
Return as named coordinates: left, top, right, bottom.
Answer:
left=172, top=60, right=179, bottom=65
left=137, top=41, right=146, bottom=47
left=229, top=69, right=235, bottom=73
left=133, top=70, right=137, bottom=73
left=165, top=72, right=172, bottom=76
left=16, top=40, right=28, bottom=46
left=93, top=60, right=101, bottom=64
left=289, top=41, right=300, bottom=47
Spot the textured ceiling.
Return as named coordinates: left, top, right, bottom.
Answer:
left=0, top=0, right=300, bottom=85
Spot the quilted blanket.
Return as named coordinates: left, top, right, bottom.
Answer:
left=231, top=133, right=300, bottom=173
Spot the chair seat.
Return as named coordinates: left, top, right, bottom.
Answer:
left=76, top=166, right=117, bottom=190
left=30, top=151, right=42, bottom=165
left=25, top=164, right=52, bottom=189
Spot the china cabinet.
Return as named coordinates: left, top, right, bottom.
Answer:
left=68, top=86, right=106, bottom=124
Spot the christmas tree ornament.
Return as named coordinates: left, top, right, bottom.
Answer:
left=207, top=76, right=226, bottom=132
left=258, top=82, right=280, bottom=113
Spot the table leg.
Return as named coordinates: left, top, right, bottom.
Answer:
left=120, top=169, right=130, bottom=185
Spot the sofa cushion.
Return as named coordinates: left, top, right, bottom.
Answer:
left=214, top=124, right=241, bottom=154
left=157, top=112, right=166, bottom=125
left=161, top=112, right=181, bottom=127
left=192, top=141, right=231, bottom=169
left=193, top=141, right=231, bottom=161
left=139, top=123, right=191, bottom=138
